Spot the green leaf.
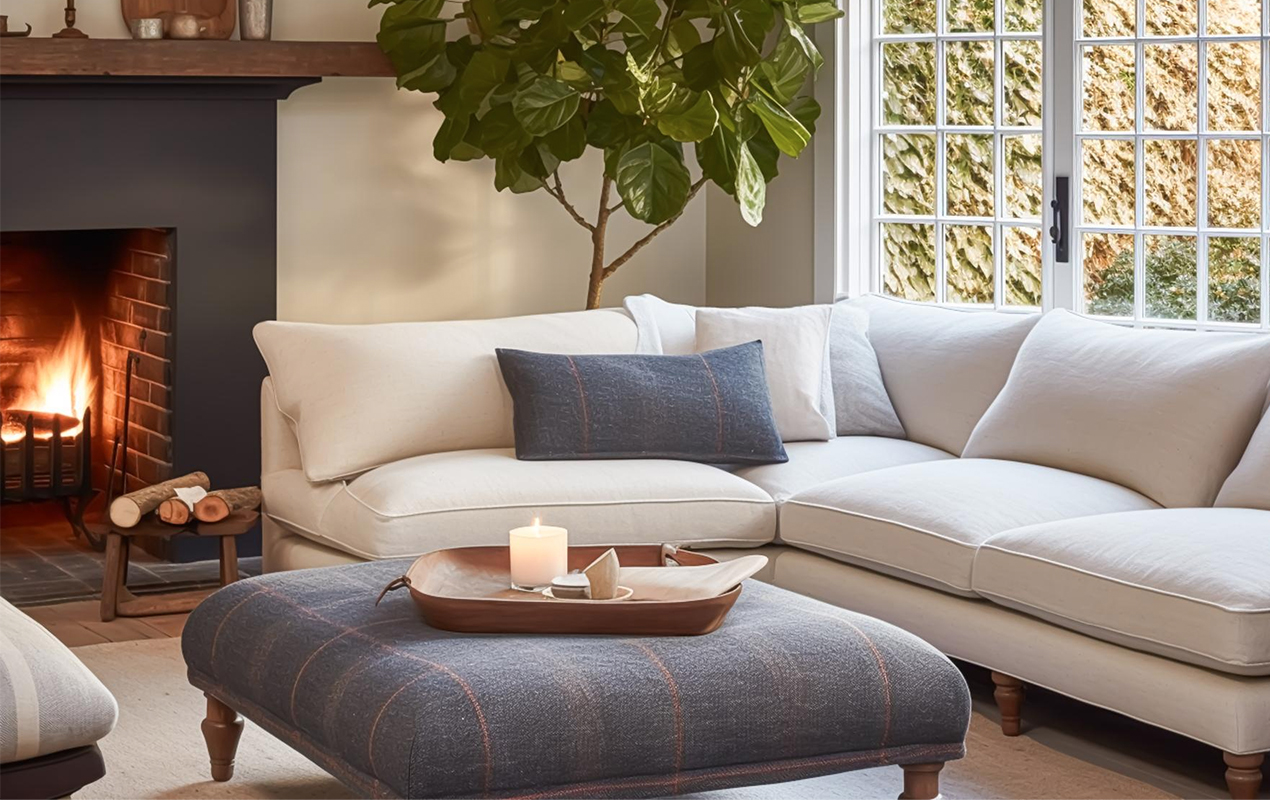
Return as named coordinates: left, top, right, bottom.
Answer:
left=478, top=103, right=533, bottom=155
left=782, top=6, right=824, bottom=71
left=586, top=98, right=638, bottom=146
left=555, top=60, right=592, bottom=89
left=787, top=95, right=821, bottom=135
left=696, top=126, right=738, bottom=195
left=398, top=50, right=457, bottom=91
left=544, top=115, right=588, bottom=160
left=616, top=142, right=692, bottom=224
left=796, top=1, right=843, bottom=23
left=458, top=50, right=510, bottom=112
left=750, top=92, right=811, bottom=156
left=513, top=77, right=581, bottom=135
left=759, top=28, right=811, bottom=104
left=667, top=19, right=701, bottom=57
left=377, top=0, right=447, bottom=77
left=469, top=0, right=503, bottom=38
left=735, top=140, right=766, bottom=226
left=519, top=141, right=561, bottom=178
left=713, top=7, right=762, bottom=82
left=563, top=0, right=608, bottom=30
left=682, top=41, right=718, bottom=92
left=747, top=128, right=780, bottom=181
left=495, top=154, right=545, bottom=193
left=433, top=114, right=471, bottom=161
left=614, top=0, right=661, bottom=38
left=495, top=0, right=553, bottom=20
left=656, top=91, right=718, bottom=142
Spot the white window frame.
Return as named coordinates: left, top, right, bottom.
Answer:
left=817, top=0, right=1270, bottom=332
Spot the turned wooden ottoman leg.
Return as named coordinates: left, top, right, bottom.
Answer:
left=991, top=671, right=1025, bottom=736
left=1224, top=752, right=1264, bottom=799
left=900, top=762, right=943, bottom=800
left=201, top=694, right=243, bottom=781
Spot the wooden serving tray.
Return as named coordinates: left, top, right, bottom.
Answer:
left=382, top=545, right=740, bottom=636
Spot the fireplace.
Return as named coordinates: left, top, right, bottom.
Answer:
left=0, top=75, right=313, bottom=561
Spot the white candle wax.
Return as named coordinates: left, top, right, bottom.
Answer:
left=508, top=520, right=568, bottom=590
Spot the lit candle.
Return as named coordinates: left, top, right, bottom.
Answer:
left=508, top=518, right=568, bottom=591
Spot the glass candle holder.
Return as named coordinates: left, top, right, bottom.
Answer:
left=508, top=521, right=568, bottom=592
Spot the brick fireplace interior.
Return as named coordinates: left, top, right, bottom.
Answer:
left=1, top=228, right=176, bottom=501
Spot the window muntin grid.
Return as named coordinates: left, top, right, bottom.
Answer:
left=874, top=0, right=1045, bottom=309
left=1074, top=0, right=1270, bottom=330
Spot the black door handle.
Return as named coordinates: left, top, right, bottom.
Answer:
left=1050, top=176, right=1069, bottom=263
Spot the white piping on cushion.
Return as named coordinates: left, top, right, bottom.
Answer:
left=784, top=499, right=983, bottom=549
left=976, top=544, right=1270, bottom=614
left=975, top=590, right=1270, bottom=671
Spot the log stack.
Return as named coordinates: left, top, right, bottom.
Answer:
left=108, top=472, right=261, bottom=528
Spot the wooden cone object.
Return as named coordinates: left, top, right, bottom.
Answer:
left=583, top=548, right=620, bottom=600
left=109, top=472, right=210, bottom=528
left=158, top=498, right=192, bottom=525
left=193, top=486, right=262, bottom=523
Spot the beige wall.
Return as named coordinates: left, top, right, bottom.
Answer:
left=704, top=150, right=817, bottom=308
left=3, top=1, right=706, bottom=322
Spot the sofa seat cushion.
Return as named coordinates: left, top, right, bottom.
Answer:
left=266, top=449, right=775, bottom=560
left=780, top=459, right=1159, bottom=596
left=734, top=437, right=954, bottom=504
left=0, top=599, right=117, bottom=764
left=974, top=508, right=1270, bottom=676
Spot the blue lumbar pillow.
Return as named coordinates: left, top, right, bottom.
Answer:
left=496, top=341, right=788, bottom=465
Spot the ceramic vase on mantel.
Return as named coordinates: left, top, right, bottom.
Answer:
left=238, top=0, right=272, bottom=40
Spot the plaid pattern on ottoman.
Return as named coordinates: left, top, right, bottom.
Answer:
left=182, top=560, right=969, bottom=799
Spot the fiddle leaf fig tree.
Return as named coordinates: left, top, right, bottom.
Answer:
left=373, top=0, right=841, bottom=308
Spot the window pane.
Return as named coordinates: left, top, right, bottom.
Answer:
left=1144, top=235, right=1198, bottom=320
left=882, top=0, right=936, bottom=33
left=1084, top=232, right=1136, bottom=316
left=1084, top=0, right=1135, bottom=36
left=1005, top=0, right=1042, bottom=31
left=1147, top=0, right=1197, bottom=35
left=1004, top=226, right=1043, bottom=306
left=1208, top=42, right=1262, bottom=132
left=946, top=134, right=994, bottom=216
left=946, top=41, right=995, bottom=126
left=946, top=224, right=995, bottom=303
left=1145, top=44, right=1199, bottom=131
left=883, top=42, right=936, bottom=125
left=1083, top=139, right=1137, bottom=225
left=1083, top=46, right=1137, bottom=131
left=1005, top=134, right=1043, bottom=218
left=1004, top=41, right=1043, bottom=127
left=883, top=224, right=936, bottom=301
left=1209, top=139, right=1262, bottom=229
left=947, top=0, right=993, bottom=32
left=1207, top=0, right=1260, bottom=34
left=1144, top=139, right=1198, bottom=227
left=883, top=134, right=936, bottom=216
left=1209, top=237, right=1263, bottom=323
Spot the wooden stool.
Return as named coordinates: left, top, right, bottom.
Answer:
left=88, top=510, right=259, bottom=622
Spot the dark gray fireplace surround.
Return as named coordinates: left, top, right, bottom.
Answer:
left=1, top=76, right=314, bottom=560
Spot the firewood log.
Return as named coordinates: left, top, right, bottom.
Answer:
left=157, top=498, right=192, bottom=525
left=108, top=471, right=210, bottom=528
left=193, top=486, right=262, bottom=523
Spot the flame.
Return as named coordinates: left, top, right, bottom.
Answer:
left=2, top=314, right=96, bottom=444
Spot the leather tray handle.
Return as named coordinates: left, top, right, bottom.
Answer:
left=375, top=575, right=412, bottom=605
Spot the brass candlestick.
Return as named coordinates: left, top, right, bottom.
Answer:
left=52, top=0, right=89, bottom=38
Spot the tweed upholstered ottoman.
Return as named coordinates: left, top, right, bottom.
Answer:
left=182, top=560, right=970, bottom=799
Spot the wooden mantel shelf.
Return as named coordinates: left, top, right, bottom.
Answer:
left=0, top=39, right=394, bottom=78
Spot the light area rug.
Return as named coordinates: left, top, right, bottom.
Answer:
left=74, top=639, right=1175, bottom=800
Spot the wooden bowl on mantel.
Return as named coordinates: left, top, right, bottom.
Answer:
left=385, top=544, right=742, bottom=636
left=121, top=0, right=236, bottom=39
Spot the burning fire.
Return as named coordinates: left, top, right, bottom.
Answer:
left=1, top=314, right=96, bottom=444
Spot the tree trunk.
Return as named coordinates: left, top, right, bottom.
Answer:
left=586, top=177, right=613, bottom=310
left=109, top=471, right=210, bottom=528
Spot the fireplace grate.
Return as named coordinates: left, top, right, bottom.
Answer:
left=1, top=407, right=96, bottom=543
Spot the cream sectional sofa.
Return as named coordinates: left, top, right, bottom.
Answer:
left=256, top=296, right=1270, bottom=798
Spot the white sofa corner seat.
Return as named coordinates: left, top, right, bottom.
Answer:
left=259, top=294, right=1270, bottom=768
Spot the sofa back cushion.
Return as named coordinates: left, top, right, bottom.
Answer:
left=843, top=295, right=1039, bottom=455
left=1216, top=402, right=1270, bottom=510
left=255, top=309, right=637, bottom=482
left=964, top=310, right=1270, bottom=507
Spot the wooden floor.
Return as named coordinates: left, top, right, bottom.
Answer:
left=23, top=599, right=189, bottom=647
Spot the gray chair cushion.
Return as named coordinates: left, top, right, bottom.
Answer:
left=182, top=561, right=970, bottom=799
left=496, top=342, right=787, bottom=465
